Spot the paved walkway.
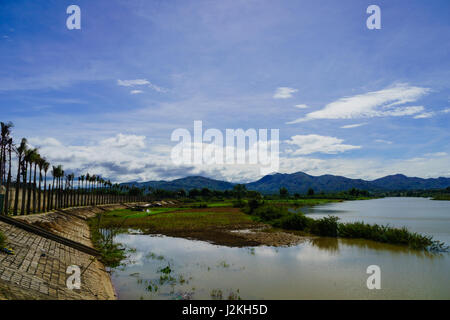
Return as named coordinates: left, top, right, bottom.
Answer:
left=0, top=205, right=124, bottom=300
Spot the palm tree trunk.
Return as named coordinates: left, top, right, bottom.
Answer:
left=26, top=162, right=32, bottom=214
left=13, top=156, right=22, bottom=215
left=43, top=172, right=47, bottom=212
left=3, top=144, right=12, bottom=215
left=32, top=163, right=37, bottom=213
left=21, top=163, right=27, bottom=215
left=38, top=169, right=42, bottom=212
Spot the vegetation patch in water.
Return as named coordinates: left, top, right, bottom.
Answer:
left=88, top=217, right=128, bottom=268
left=242, top=203, right=446, bottom=251
left=210, top=288, right=242, bottom=300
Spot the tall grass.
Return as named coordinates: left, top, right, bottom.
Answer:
left=88, top=216, right=127, bottom=268
left=338, top=222, right=433, bottom=250
left=243, top=203, right=445, bottom=251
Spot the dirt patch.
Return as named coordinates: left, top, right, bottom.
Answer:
left=229, top=228, right=309, bottom=246
left=177, top=207, right=242, bottom=213
left=142, top=223, right=308, bottom=247
left=151, top=229, right=261, bottom=247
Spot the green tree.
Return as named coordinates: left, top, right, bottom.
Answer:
left=279, top=187, right=288, bottom=198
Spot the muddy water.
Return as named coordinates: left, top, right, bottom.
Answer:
left=110, top=198, right=450, bottom=300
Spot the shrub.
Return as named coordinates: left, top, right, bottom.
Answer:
left=310, top=216, right=339, bottom=237
left=337, top=222, right=434, bottom=250
left=0, top=231, right=6, bottom=248
left=250, top=205, right=288, bottom=222
left=275, top=213, right=312, bottom=231
left=232, top=200, right=247, bottom=208
left=190, top=202, right=208, bottom=208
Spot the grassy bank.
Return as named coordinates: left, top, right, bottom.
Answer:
left=242, top=203, right=446, bottom=251
left=0, top=231, right=5, bottom=248
left=432, top=194, right=450, bottom=201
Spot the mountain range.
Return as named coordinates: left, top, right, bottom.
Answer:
left=122, top=172, right=450, bottom=194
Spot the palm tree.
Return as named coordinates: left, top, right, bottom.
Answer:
left=90, top=174, right=96, bottom=205
left=51, top=165, right=63, bottom=209
left=3, top=137, right=13, bottom=215
left=13, top=138, right=27, bottom=215
left=67, top=173, right=75, bottom=207
left=36, top=157, right=46, bottom=212
left=24, top=148, right=38, bottom=214
left=60, top=168, right=65, bottom=208
left=32, top=152, right=42, bottom=213
left=84, top=173, right=89, bottom=206
left=0, top=121, right=14, bottom=186
left=80, top=175, right=85, bottom=206
left=42, top=160, right=49, bottom=212
left=51, top=165, right=57, bottom=210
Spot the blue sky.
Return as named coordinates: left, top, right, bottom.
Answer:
left=1, top=0, right=449, bottom=183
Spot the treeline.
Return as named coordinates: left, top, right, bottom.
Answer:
left=0, top=121, right=151, bottom=215
left=379, top=187, right=450, bottom=200
left=123, top=183, right=375, bottom=202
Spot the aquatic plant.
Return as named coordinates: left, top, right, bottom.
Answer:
left=244, top=203, right=446, bottom=251
left=210, top=289, right=223, bottom=300
left=88, top=220, right=127, bottom=268
left=227, top=289, right=242, bottom=300
left=338, top=222, right=436, bottom=250
left=159, top=264, right=172, bottom=274
left=217, top=260, right=230, bottom=268
left=310, top=216, right=339, bottom=237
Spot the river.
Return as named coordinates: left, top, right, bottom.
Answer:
left=110, top=197, right=450, bottom=300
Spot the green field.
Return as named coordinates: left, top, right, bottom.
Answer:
left=93, top=207, right=255, bottom=232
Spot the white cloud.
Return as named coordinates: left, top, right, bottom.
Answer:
left=424, top=152, right=447, bottom=157
left=117, top=79, right=150, bottom=87
left=294, top=104, right=309, bottom=109
left=285, top=134, right=361, bottom=155
left=148, top=83, right=167, bottom=93
left=130, top=90, right=143, bottom=94
left=441, top=108, right=450, bottom=113
left=287, top=83, right=430, bottom=123
left=413, top=112, right=435, bottom=119
left=374, top=139, right=393, bottom=144
left=273, top=87, right=298, bottom=99
left=100, top=133, right=146, bottom=149
left=340, top=123, right=367, bottom=129
left=118, top=79, right=167, bottom=93
left=25, top=133, right=450, bottom=184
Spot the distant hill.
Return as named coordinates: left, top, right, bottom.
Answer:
left=245, top=172, right=373, bottom=194
left=121, top=172, right=450, bottom=194
left=122, top=176, right=235, bottom=192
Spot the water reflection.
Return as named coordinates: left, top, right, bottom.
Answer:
left=110, top=231, right=450, bottom=300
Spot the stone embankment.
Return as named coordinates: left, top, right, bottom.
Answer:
left=0, top=205, right=126, bottom=300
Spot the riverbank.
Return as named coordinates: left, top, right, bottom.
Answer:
left=0, top=205, right=123, bottom=300
left=90, top=206, right=308, bottom=247
left=92, top=198, right=448, bottom=252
